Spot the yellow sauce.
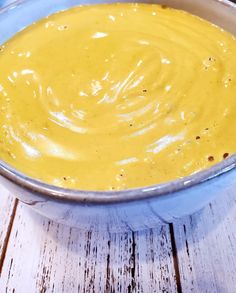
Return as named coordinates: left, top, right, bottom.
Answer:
left=0, top=3, right=236, bottom=190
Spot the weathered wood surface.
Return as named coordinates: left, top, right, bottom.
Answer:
left=173, top=191, right=236, bottom=293
left=0, top=199, right=178, bottom=292
left=0, top=186, right=17, bottom=274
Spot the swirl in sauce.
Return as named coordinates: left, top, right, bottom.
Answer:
left=0, top=3, right=236, bottom=190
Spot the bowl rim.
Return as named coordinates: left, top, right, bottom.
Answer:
left=0, top=0, right=236, bottom=204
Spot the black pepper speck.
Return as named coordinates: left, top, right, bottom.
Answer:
left=223, top=153, right=229, bottom=159
left=208, top=156, right=214, bottom=162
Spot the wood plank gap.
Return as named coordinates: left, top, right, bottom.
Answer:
left=169, top=223, right=183, bottom=293
left=0, top=199, right=18, bottom=276
left=130, top=231, right=136, bottom=291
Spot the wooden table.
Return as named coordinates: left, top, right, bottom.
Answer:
left=0, top=184, right=236, bottom=292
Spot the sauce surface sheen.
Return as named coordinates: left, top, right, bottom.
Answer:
left=0, top=3, right=236, bottom=190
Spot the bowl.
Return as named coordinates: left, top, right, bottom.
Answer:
left=0, top=0, right=236, bottom=232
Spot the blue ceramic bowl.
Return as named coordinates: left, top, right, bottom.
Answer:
left=0, top=0, right=236, bottom=231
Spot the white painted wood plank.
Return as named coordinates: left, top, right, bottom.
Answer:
left=173, top=190, right=236, bottom=293
left=134, top=227, right=178, bottom=292
left=0, top=186, right=17, bottom=262
left=0, top=202, right=178, bottom=292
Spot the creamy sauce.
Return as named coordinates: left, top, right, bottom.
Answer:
left=0, top=3, right=236, bottom=190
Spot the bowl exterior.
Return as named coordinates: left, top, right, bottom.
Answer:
left=1, top=167, right=236, bottom=232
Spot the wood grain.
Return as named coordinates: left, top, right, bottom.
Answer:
left=0, top=187, right=18, bottom=275
left=0, top=202, right=178, bottom=292
left=173, top=191, right=236, bottom=293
